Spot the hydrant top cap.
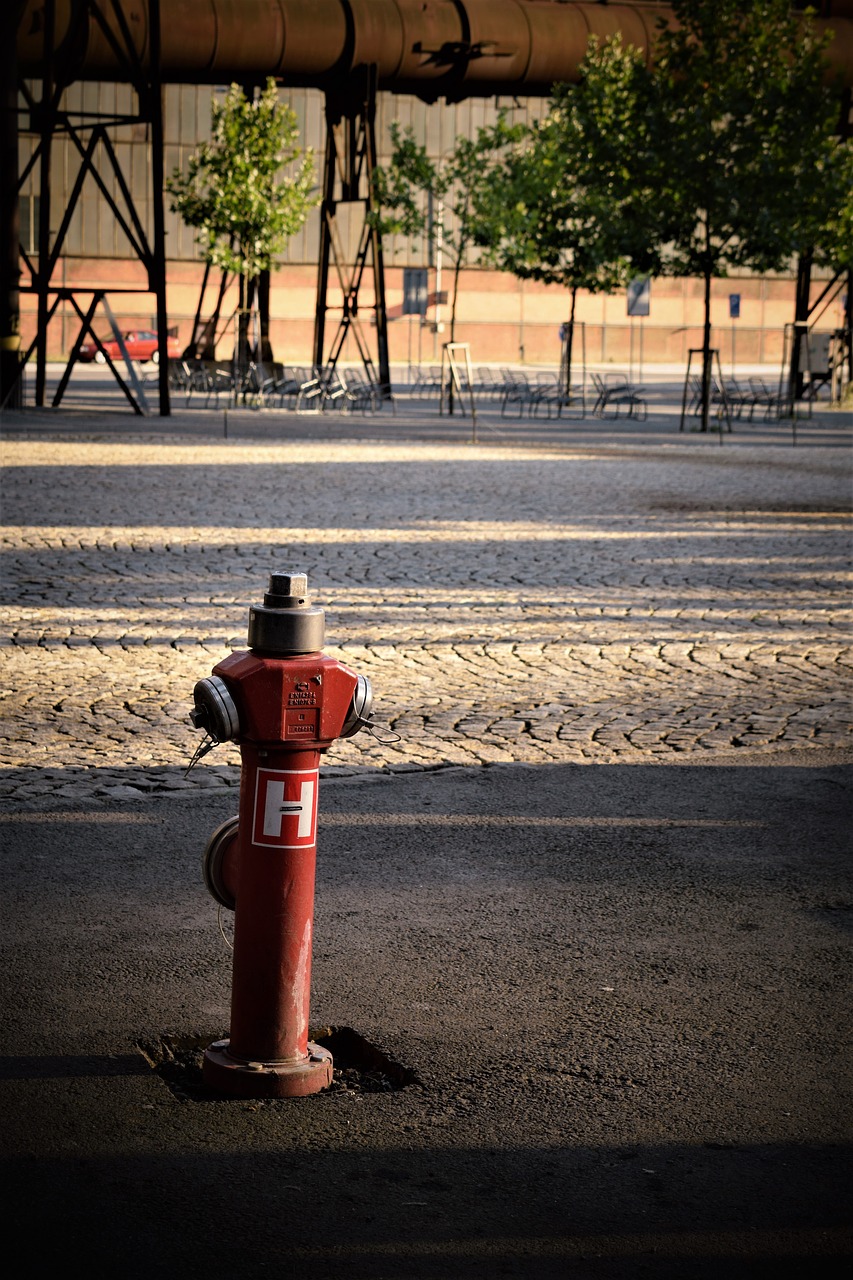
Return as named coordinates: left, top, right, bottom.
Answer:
left=264, top=571, right=309, bottom=608
left=248, top=570, right=325, bottom=655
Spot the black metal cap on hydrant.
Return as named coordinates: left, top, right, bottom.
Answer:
left=247, top=571, right=326, bottom=655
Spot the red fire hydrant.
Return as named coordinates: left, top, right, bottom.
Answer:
left=189, top=571, right=373, bottom=1098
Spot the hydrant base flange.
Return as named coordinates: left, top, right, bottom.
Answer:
left=203, top=1039, right=333, bottom=1099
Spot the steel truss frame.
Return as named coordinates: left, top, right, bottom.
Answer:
left=786, top=88, right=853, bottom=412
left=788, top=255, right=853, bottom=411
left=184, top=258, right=234, bottom=362
left=16, top=0, right=170, bottom=414
left=314, top=66, right=391, bottom=398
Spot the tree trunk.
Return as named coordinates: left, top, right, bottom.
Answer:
left=447, top=251, right=463, bottom=415
left=247, top=275, right=259, bottom=363
left=235, top=274, right=264, bottom=365
left=563, top=286, right=577, bottom=399
left=838, top=268, right=853, bottom=404
left=700, top=263, right=712, bottom=434
left=236, top=274, right=249, bottom=367
left=258, top=268, right=273, bottom=363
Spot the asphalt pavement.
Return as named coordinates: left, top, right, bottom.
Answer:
left=1, top=379, right=851, bottom=1277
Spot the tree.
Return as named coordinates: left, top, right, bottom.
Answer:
left=632, top=0, right=843, bottom=431
left=474, top=43, right=658, bottom=397
left=371, top=117, right=521, bottom=407
left=814, top=178, right=853, bottom=278
left=166, top=79, right=317, bottom=364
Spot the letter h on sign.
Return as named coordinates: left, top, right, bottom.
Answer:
left=252, top=768, right=319, bottom=848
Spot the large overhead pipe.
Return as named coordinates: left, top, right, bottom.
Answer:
left=18, top=1, right=853, bottom=96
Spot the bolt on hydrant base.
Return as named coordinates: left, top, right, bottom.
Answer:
left=188, top=572, right=374, bottom=1100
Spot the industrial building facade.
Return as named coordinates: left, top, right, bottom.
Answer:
left=11, top=1, right=852, bottom=385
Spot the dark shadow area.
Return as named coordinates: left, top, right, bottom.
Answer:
left=2, top=457, right=850, bottom=529
left=2, top=397, right=850, bottom=452
left=3, top=551, right=846, bottom=613
left=0, top=1052, right=149, bottom=1081
left=1, top=758, right=850, bottom=883
left=3, top=1139, right=851, bottom=1278
left=2, top=757, right=851, bottom=1277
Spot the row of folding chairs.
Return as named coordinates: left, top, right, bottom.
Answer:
left=498, top=370, right=587, bottom=419
left=168, top=360, right=385, bottom=413
left=589, top=371, right=647, bottom=420
left=410, top=365, right=519, bottom=402
left=410, top=365, right=576, bottom=416
left=686, top=374, right=787, bottom=421
left=289, top=366, right=385, bottom=414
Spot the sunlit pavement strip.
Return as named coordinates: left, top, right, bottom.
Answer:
left=1, top=435, right=850, bottom=803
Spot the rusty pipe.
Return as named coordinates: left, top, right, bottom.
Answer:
left=18, top=0, right=853, bottom=95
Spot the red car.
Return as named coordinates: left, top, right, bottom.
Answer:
left=79, top=329, right=181, bottom=364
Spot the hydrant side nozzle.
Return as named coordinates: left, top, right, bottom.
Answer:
left=202, top=815, right=239, bottom=910
left=191, top=675, right=241, bottom=742
left=341, top=673, right=374, bottom=738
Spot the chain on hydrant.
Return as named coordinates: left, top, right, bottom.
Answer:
left=189, top=571, right=374, bottom=1098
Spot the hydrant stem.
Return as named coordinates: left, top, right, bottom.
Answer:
left=228, top=745, right=321, bottom=1064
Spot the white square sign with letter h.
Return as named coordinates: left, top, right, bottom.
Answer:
left=252, top=767, right=319, bottom=848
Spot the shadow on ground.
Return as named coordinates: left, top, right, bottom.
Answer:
left=2, top=754, right=851, bottom=1277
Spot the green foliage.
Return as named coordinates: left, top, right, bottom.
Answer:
left=371, top=115, right=523, bottom=338
left=816, top=177, right=853, bottom=275
left=638, top=0, right=844, bottom=281
left=806, top=112, right=853, bottom=276
left=166, top=79, right=317, bottom=282
left=478, top=0, right=849, bottom=307
left=475, top=39, right=658, bottom=301
left=540, top=0, right=849, bottom=428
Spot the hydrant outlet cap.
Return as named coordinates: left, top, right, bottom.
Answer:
left=247, top=571, right=325, bottom=655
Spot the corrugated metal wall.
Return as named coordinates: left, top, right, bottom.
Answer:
left=17, top=80, right=544, bottom=267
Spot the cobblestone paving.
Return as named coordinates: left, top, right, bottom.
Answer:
left=1, top=435, right=851, bottom=803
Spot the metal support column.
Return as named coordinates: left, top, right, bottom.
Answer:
left=0, top=3, right=25, bottom=410
left=147, top=0, right=170, bottom=415
left=313, top=65, right=391, bottom=398
left=16, top=0, right=172, bottom=415
left=34, top=0, right=56, bottom=407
